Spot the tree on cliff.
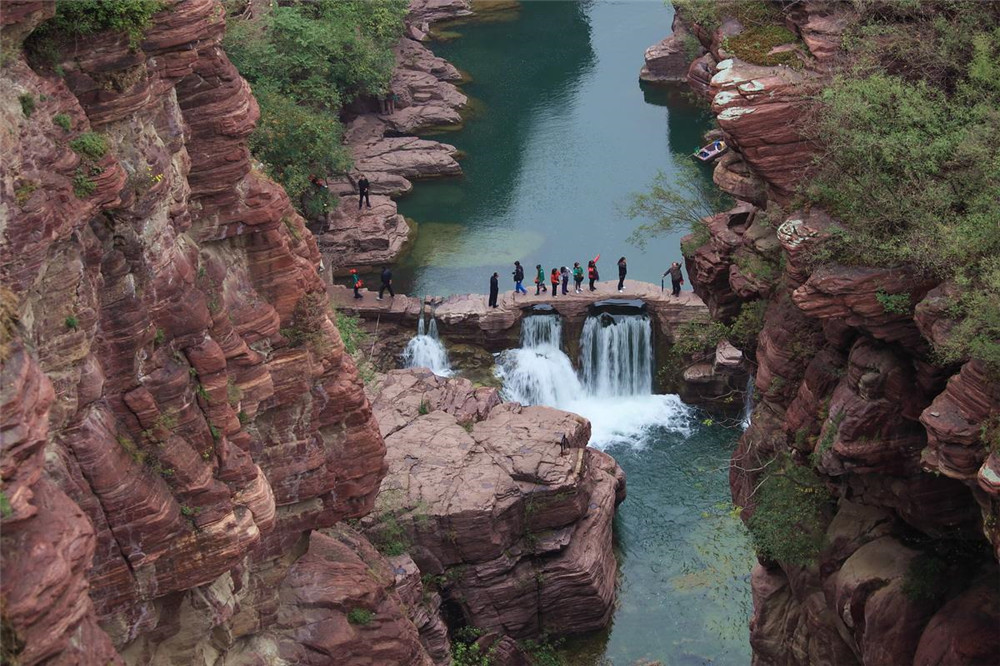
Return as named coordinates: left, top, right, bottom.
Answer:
left=622, top=162, right=732, bottom=252
left=224, top=0, right=408, bottom=215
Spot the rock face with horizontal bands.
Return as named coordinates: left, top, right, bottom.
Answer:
left=368, top=370, right=625, bottom=639
left=0, top=0, right=412, bottom=662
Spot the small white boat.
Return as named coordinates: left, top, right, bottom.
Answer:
left=694, top=140, right=727, bottom=162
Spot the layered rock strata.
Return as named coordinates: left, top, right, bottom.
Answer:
left=0, top=0, right=430, bottom=662
left=662, top=4, right=1000, bottom=663
left=367, top=369, right=627, bottom=638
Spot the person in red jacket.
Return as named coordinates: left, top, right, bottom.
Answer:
left=550, top=268, right=561, bottom=297
left=587, top=256, right=600, bottom=292
left=350, top=268, right=363, bottom=299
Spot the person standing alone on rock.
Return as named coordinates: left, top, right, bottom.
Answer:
left=357, top=174, right=371, bottom=210
left=513, top=261, right=527, bottom=295
left=378, top=265, right=394, bottom=300
left=489, top=272, right=500, bottom=308
left=573, top=262, right=584, bottom=293
left=664, top=261, right=685, bottom=297
left=617, top=256, right=627, bottom=292
left=350, top=268, right=363, bottom=299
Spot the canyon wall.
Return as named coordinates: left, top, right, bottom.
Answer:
left=660, top=3, right=1000, bottom=664
left=0, top=0, right=416, bottom=662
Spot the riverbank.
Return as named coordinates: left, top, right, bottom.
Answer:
left=314, top=1, right=473, bottom=275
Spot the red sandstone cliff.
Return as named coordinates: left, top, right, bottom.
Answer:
left=662, top=3, right=1000, bottom=664
left=0, top=1, right=422, bottom=662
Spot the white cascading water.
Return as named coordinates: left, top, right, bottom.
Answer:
left=402, top=316, right=453, bottom=377
left=741, top=372, right=755, bottom=430
left=579, top=313, right=653, bottom=397
left=496, top=312, right=690, bottom=447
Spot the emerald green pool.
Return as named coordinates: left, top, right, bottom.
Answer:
left=395, top=0, right=715, bottom=298
left=396, top=2, right=754, bottom=663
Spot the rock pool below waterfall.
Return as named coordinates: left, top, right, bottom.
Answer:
left=564, top=418, right=755, bottom=665
left=491, top=313, right=754, bottom=663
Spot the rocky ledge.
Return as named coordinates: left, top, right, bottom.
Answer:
left=317, top=4, right=469, bottom=274
left=365, top=369, right=626, bottom=639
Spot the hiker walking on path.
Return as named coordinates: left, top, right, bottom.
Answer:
left=350, top=269, right=363, bottom=299
left=513, top=261, right=527, bottom=295
left=573, top=262, right=584, bottom=293
left=489, top=272, right=499, bottom=308
left=560, top=266, right=570, bottom=295
left=357, top=174, right=371, bottom=210
left=550, top=268, right=561, bottom=297
left=378, top=266, right=394, bottom=300
left=588, top=256, right=600, bottom=292
left=664, top=261, right=685, bottom=297
left=617, top=257, right=627, bottom=292
left=535, top=264, right=547, bottom=295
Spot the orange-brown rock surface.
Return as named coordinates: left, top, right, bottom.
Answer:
left=368, top=369, right=626, bottom=639
left=0, top=0, right=420, bottom=662
left=668, top=5, right=1000, bottom=661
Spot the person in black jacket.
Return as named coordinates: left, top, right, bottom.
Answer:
left=512, top=261, right=527, bottom=295
left=489, top=272, right=500, bottom=308
left=617, top=256, right=627, bottom=292
left=358, top=174, right=371, bottom=210
left=377, top=265, right=394, bottom=300
left=663, top=262, right=685, bottom=297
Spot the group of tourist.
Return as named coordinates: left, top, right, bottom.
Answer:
left=349, top=258, right=685, bottom=308
left=485, top=257, right=685, bottom=308
left=350, top=175, right=688, bottom=307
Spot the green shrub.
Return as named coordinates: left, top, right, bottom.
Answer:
left=18, top=93, right=35, bottom=117
left=69, top=132, right=108, bottom=161
left=418, top=399, right=431, bottom=416
left=53, top=113, right=71, bottom=131
left=728, top=300, right=767, bottom=350
left=518, top=634, right=564, bottom=666
left=334, top=309, right=366, bottom=355
left=902, top=552, right=947, bottom=601
left=875, top=290, right=912, bottom=315
left=224, top=0, right=407, bottom=206
left=14, top=182, right=38, bottom=206
left=64, top=315, right=78, bottom=330
left=0, top=491, right=13, bottom=518
left=72, top=169, right=97, bottom=198
left=34, top=0, right=166, bottom=47
left=806, top=10, right=1000, bottom=371
left=724, top=24, right=801, bottom=67
left=746, top=457, right=833, bottom=566
left=346, top=608, right=374, bottom=625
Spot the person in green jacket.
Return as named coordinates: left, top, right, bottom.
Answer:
left=535, top=264, right=547, bottom=295
left=572, top=262, right=584, bottom=293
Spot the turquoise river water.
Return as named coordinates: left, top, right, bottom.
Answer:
left=393, top=2, right=756, bottom=664
left=395, top=0, right=715, bottom=299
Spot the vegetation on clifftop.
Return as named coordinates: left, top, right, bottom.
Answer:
left=807, top=2, right=1000, bottom=370
left=224, top=0, right=407, bottom=213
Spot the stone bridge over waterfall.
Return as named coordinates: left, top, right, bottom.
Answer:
left=330, top=279, right=710, bottom=354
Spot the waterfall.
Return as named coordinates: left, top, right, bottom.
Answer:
left=521, top=314, right=562, bottom=348
left=495, top=311, right=691, bottom=447
left=497, top=315, right=581, bottom=406
left=741, top=372, right=755, bottom=430
left=402, top=316, right=453, bottom=377
left=579, top=313, right=653, bottom=397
